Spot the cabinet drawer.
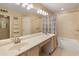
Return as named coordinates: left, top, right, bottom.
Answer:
left=27, top=46, right=40, bottom=56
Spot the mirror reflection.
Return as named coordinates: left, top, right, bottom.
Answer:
left=0, top=14, right=10, bottom=39
left=0, top=3, right=49, bottom=40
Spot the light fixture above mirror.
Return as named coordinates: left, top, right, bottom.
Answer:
left=21, top=3, right=27, bottom=8
left=37, top=9, right=48, bottom=16
left=15, top=3, right=49, bottom=16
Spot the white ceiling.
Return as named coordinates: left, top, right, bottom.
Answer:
left=42, top=3, right=79, bottom=13
left=0, top=3, right=79, bottom=14
left=0, top=3, right=26, bottom=13
left=0, top=3, right=37, bottom=14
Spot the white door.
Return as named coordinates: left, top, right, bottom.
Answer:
left=23, top=17, right=31, bottom=35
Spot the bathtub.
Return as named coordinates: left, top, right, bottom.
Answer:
left=57, top=37, right=79, bottom=51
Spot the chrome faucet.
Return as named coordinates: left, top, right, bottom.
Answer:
left=14, top=37, right=21, bottom=44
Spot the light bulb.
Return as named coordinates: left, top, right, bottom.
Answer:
left=37, top=10, right=40, bottom=14
left=40, top=9, right=43, bottom=14
left=61, top=8, right=64, bottom=10
left=39, top=12, right=41, bottom=14
left=40, top=9, right=42, bottom=12
left=41, top=10, right=44, bottom=15
left=42, top=11, right=46, bottom=16
left=26, top=6, right=31, bottom=10
left=46, top=13, right=48, bottom=15
left=42, top=11, right=44, bottom=14
left=29, top=4, right=33, bottom=8
left=22, top=3, right=26, bottom=7
left=43, top=11, right=46, bottom=15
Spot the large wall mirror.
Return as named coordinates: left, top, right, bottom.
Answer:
left=0, top=14, right=10, bottom=40
left=0, top=3, right=56, bottom=41
left=22, top=15, right=43, bottom=36
left=0, top=3, right=49, bottom=40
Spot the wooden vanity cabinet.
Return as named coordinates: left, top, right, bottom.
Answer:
left=39, top=39, right=50, bottom=48
left=18, top=35, right=57, bottom=56
left=52, top=36, right=57, bottom=49
left=39, top=35, right=57, bottom=56
left=50, top=36, right=57, bottom=52
left=27, top=46, right=40, bottom=56
left=19, top=46, right=40, bottom=56
left=18, top=51, right=28, bottom=56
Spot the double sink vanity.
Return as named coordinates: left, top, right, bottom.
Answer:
left=0, top=32, right=57, bottom=56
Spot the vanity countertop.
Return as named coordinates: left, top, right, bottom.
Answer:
left=0, top=33, right=55, bottom=56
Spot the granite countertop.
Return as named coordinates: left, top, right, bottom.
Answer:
left=0, top=32, right=55, bottom=56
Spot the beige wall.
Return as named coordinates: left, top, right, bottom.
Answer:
left=56, top=10, right=79, bottom=40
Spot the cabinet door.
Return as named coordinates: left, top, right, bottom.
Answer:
left=44, top=36, right=57, bottom=54
left=19, top=46, right=40, bottom=56
left=51, top=36, right=57, bottom=51
left=27, top=46, right=40, bottom=56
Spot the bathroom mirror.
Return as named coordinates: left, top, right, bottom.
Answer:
left=0, top=14, right=10, bottom=40
left=0, top=3, right=47, bottom=40
left=22, top=15, right=43, bottom=36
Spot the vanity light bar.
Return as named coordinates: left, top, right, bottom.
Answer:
left=29, top=3, right=34, bottom=8
left=26, top=6, right=31, bottom=10
left=26, top=4, right=34, bottom=10
left=22, top=3, right=27, bottom=7
left=37, top=9, right=48, bottom=16
left=37, top=9, right=39, bottom=13
left=15, top=3, right=48, bottom=16
left=15, top=3, right=33, bottom=10
left=15, top=3, right=31, bottom=7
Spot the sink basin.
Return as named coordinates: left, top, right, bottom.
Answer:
left=9, top=42, right=28, bottom=51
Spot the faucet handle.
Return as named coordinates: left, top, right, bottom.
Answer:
left=14, top=37, right=21, bottom=44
